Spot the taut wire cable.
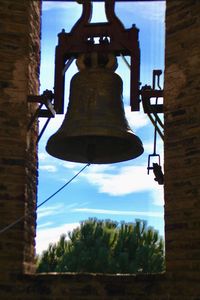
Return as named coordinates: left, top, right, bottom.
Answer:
left=0, top=163, right=90, bottom=235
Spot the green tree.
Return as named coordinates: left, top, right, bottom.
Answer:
left=36, top=218, right=165, bottom=274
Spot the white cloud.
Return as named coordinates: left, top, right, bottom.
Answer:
left=38, top=152, right=48, bottom=161
left=117, top=2, right=166, bottom=23
left=82, top=165, right=157, bottom=194
left=72, top=208, right=163, bottom=218
left=37, top=210, right=55, bottom=219
left=37, top=222, right=54, bottom=229
left=143, top=139, right=164, bottom=156
left=88, top=164, right=116, bottom=173
left=61, top=161, right=84, bottom=170
left=151, top=186, right=164, bottom=206
left=43, top=2, right=107, bottom=21
left=39, top=114, right=64, bottom=141
left=39, top=165, right=57, bottom=173
left=42, top=2, right=79, bottom=11
left=125, top=106, right=150, bottom=130
left=36, top=222, right=80, bottom=254
left=81, top=164, right=164, bottom=206
left=37, top=204, right=64, bottom=219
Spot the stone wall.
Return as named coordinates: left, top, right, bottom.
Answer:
left=0, top=0, right=200, bottom=299
left=164, top=1, right=200, bottom=281
left=0, top=0, right=40, bottom=279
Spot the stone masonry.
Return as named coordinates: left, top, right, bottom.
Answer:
left=0, top=0, right=200, bottom=299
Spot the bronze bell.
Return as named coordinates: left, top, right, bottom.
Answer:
left=46, top=53, right=144, bottom=164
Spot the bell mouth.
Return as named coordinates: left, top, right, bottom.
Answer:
left=46, top=134, right=144, bottom=164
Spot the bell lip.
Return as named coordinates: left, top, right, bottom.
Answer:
left=46, top=133, right=144, bottom=164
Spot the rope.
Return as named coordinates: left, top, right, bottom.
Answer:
left=0, top=163, right=90, bottom=235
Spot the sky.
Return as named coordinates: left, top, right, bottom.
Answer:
left=36, top=0, right=166, bottom=254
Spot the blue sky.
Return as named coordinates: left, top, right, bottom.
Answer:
left=36, top=1, right=166, bottom=254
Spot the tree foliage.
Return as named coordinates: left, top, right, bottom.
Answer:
left=36, top=218, right=165, bottom=274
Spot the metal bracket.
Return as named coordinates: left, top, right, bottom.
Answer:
left=54, top=0, right=140, bottom=113
left=27, top=90, right=56, bottom=143
left=27, top=90, right=55, bottom=119
left=147, top=153, right=161, bottom=174
left=141, top=70, right=163, bottom=114
left=140, top=70, right=164, bottom=140
left=140, top=70, right=164, bottom=185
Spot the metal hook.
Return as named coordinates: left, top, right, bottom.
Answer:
left=71, top=0, right=93, bottom=33
left=72, top=0, right=124, bottom=30
left=105, top=0, right=125, bottom=29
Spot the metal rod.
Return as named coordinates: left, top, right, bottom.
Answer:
left=153, top=98, right=158, bottom=154
left=120, top=53, right=131, bottom=69
left=27, top=103, right=43, bottom=131
left=147, top=112, right=164, bottom=140
left=153, top=112, right=164, bottom=129
left=62, top=57, right=74, bottom=75
left=37, top=117, right=51, bottom=144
